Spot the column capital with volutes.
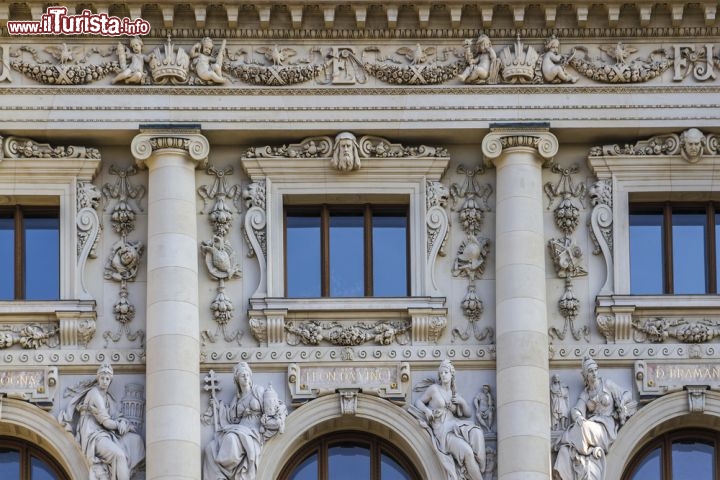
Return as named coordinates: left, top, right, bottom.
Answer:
left=131, top=125, right=209, bottom=170
left=481, top=125, right=558, bottom=167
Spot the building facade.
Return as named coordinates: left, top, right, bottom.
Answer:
left=1, top=1, right=719, bottom=479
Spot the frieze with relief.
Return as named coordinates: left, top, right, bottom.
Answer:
left=632, top=317, right=720, bottom=344
left=1, top=135, right=100, bottom=159
left=11, top=36, right=720, bottom=87
left=284, top=320, right=411, bottom=347
left=589, top=128, right=720, bottom=161
left=0, top=366, right=58, bottom=409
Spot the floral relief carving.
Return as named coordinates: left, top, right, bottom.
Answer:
left=285, top=320, right=411, bottom=347
left=101, top=164, right=145, bottom=348
left=198, top=165, right=243, bottom=346
left=449, top=164, right=494, bottom=343
left=10, top=44, right=118, bottom=85
left=0, top=324, right=59, bottom=349
left=545, top=162, right=588, bottom=342
left=568, top=42, right=672, bottom=83
left=2, top=135, right=100, bottom=159
left=225, top=45, right=322, bottom=86
left=632, top=317, right=720, bottom=343
left=364, top=43, right=462, bottom=85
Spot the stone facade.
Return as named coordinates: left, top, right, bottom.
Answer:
left=1, top=2, right=720, bottom=480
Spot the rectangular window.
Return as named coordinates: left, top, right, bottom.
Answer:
left=285, top=205, right=408, bottom=297
left=0, top=206, right=59, bottom=300
left=630, top=202, right=718, bottom=294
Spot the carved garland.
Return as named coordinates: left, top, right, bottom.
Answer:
left=6, top=36, right=720, bottom=87
left=449, top=164, right=494, bottom=343
left=198, top=164, right=244, bottom=345
left=545, top=162, right=589, bottom=342
left=101, top=165, right=146, bottom=347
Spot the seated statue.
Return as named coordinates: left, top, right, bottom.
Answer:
left=203, top=362, right=287, bottom=480
left=553, top=357, right=636, bottom=480
left=410, top=359, right=486, bottom=480
left=59, top=363, right=145, bottom=480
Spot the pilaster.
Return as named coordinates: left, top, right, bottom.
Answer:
left=482, top=125, right=558, bottom=480
left=131, top=126, right=209, bottom=480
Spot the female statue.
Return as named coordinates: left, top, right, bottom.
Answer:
left=553, top=357, right=635, bottom=480
left=412, top=359, right=486, bottom=480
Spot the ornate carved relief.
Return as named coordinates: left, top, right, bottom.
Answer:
left=0, top=45, right=12, bottom=83
left=426, top=180, right=449, bottom=297
left=59, top=363, right=145, bottom=479
left=364, top=43, right=461, bottom=85
left=285, top=320, right=410, bottom=347
left=202, top=363, right=287, bottom=480
left=589, top=128, right=720, bottom=159
left=148, top=35, right=189, bottom=84
left=459, top=35, right=500, bottom=84
left=2, top=135, right=100, bottom=159
left=553, top=357, right=636, bottom=480
left=190, top=37, right=227, bottom=85
left=198, top=165, right=243, bottom=346
left=541, top=36, right=578, bottom=84
left=589, top=179, right=613, bottom=296
left=449, top=165, right=494, bottom=343
left=76, top=181, right=101, bottom=301
left=545, top=162, right=589, bottom=342
left=550, top=374, right=570, bottom=432
left=568, top=42, right=672, bottom=83
left=101, top=165, right=145, bottom=347
left=673, top=44, right=716, bottom=82
left=473, top=384, right=495, bottom=433
left=632, top=317, right=720, bottom=344
left=113, top=36, right=148, bottom=85
left=499, top=35, right=541, bottom=84
left=409, top=359, right=488, bottom=480
left=227, top=45, right=322, bottom=86
left=242, top=180, right=267, bottom=299
left=10, top=44, right=118, bottom=85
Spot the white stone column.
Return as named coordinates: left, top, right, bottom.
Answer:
left=482, top=126, right=558, bottom=480
left=131, top=128, right=209, bottom=480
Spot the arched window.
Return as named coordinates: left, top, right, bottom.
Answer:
left=279, top=431, right=421, bottom=480
left=0, top=437, right=69, bottom=480
left=623, top=429, right=720, bottom=480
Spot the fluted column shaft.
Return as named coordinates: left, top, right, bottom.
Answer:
left=132, top=129, right=209, bottom=480
left=482, top=127, right=558, bottom=480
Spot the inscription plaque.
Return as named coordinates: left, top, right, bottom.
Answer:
left=288, top=362, right=410, bottom=404
left=0, top=366, right=58, bottom=409
left=635, top=360, right=720, bottom=398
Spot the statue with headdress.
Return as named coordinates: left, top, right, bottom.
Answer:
left=59, top=363, right=145, bottom=480
left=553, top=357, right=636, bottom=480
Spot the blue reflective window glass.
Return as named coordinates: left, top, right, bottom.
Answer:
left=671, top=440, right=714, bottom=479
left=372, top=216, right=407, bottom=297
left=0, top=218, right=14, bottom=300
left=672, top=212, right=707, bottom=294
left=629, top=446, right=661, bottom=480
left=630, top=212, right=664, bottom=294
left=381, top=452, right=412, bottom=480
left=31, top=455, right=60, bottom=480
left=0, top=447, right=21, bottom=480
left=24, top=217, right=59, bottom=300
left=286, top=215, right=321, bottom=297
left=287, top=452, right=318, bottom=480
left=329, top=215, right=364, bottom=297
left=328, top=444, right=371, bottom=480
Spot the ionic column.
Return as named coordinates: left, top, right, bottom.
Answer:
left=482, top=125, right=558, bottom=480
left=131, top=127, right=209, bottom=480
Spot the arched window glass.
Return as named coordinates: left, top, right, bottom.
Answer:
left=624, top=429, right=719, bottom=480
left=280, top=432, right=420, bottom=480
left=0, top=437, right=68, bottom=480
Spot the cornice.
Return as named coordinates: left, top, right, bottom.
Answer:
left=2, top=2, right=719, bottom=37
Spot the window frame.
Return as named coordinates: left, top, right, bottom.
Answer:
left=0, top=204, right=60, bottom=300
left=284, top=203, right=410, bottom=297
left=629, top=201, right=719, bottom=294
left=278, top=431, right=421, bottom=480
left=622, top=428, right=720, bottom=480
left=0, top=435, right=70, bottom=480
